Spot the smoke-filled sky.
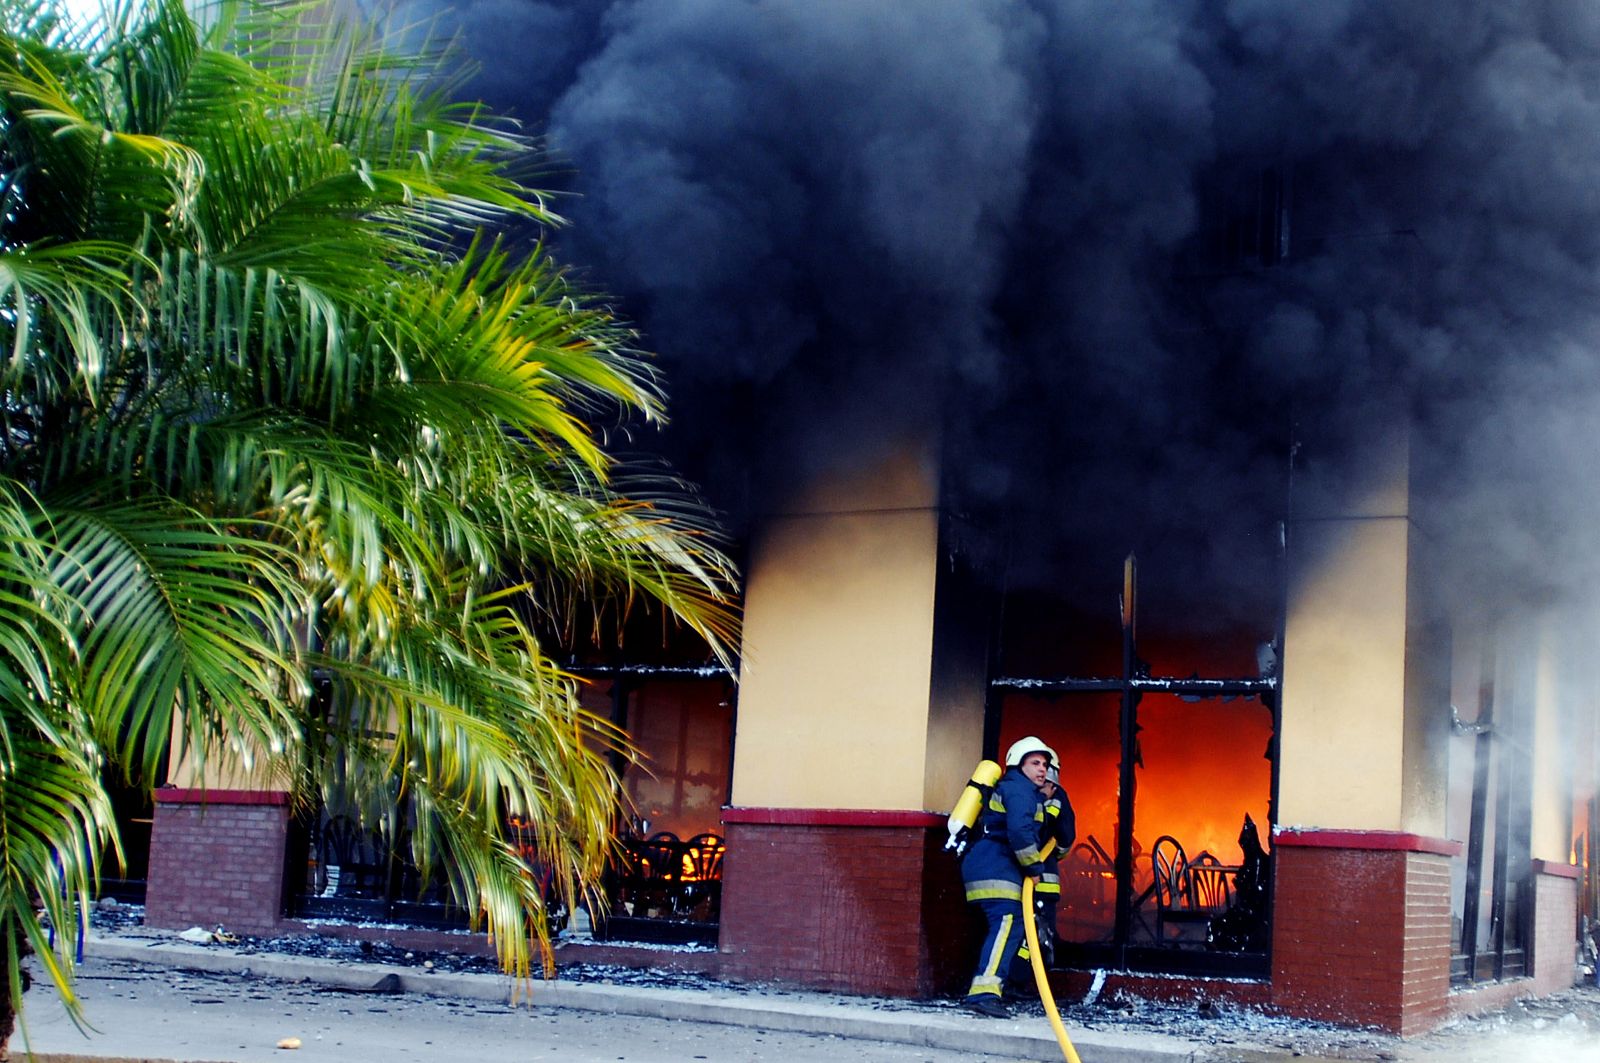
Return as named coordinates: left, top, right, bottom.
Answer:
left=395, top=0, right=1600, bottom=624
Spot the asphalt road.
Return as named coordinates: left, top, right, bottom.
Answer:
left=20, top=957, right=1028, bottom=1063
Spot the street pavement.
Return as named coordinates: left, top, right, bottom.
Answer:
left=13, top=934, right=1600, bottom=1063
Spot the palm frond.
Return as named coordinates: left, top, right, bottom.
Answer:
left=0, top=2, right=742, bottom=1043
left=39, top=494, right=303, bottom=785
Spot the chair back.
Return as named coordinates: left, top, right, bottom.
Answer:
left=317, top=814, right=384, bottom=897
left=633, top=831, right=683, bottom=885
left=681, top=833, right=726, bottom=883
left=1069, top=841, right=1104, bottom=865
left=1189, top=851, right=1234, bottom=909
left=1150, top=834, right=1190, bottom=910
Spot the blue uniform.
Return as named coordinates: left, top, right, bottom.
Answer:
left=960, top=767, right=1046, bottom=1001
left=1014, top=790, right=1075, bottom=973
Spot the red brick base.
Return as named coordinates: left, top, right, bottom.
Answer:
left=1531, top=860, right=1579, bottom=995
left=717, top=808, right=969, bottom=997
left=1269, top=829, right=1458, bottom=1035
left=145, top=788, right=290, bottom=935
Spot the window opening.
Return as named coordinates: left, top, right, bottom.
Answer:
left=1449, top=627, right=1532, bottom=983
left=287, top=664, right=736, bottom=943
left=988, top=555, right=1279, bottom=978
left=571, top=665, right=735, bottom=945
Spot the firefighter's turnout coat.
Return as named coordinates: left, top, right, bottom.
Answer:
left=960, top=766, right=1047, bottom=902
left=1014, top=788, right=1076, bottom=970
left=1034, top=792, right=1077, bottom=900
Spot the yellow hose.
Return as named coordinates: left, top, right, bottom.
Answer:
left=1022, top=838, right=1082, bottom=1063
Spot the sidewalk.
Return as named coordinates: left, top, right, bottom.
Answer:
left=18, top=930, right=1600, bottom=1063
left=21, top=935, right=1203, bottom=1063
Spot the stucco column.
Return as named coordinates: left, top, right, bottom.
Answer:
left=1277, top=416, right=1446, bottom=835
left=719, top=441, right=983, bottom=995
left=1527, top=618, right=1580, bottom=994
left=1271, top=413, right=1458, bottom=1034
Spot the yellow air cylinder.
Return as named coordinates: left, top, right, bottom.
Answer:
left=944, top=759, right=1003, bottom=855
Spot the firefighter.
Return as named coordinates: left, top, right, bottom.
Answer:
left=1012, top=761, right=1075, bottom=985
left=959, top=736, right=1056, bottom=1018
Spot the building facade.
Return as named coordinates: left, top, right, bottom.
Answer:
left=143, top=426, right=1596, bottom=1036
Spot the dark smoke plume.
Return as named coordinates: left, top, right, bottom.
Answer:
left=397, top=0, right=1600, bottom=628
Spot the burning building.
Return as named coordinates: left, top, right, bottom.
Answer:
left=140, top=0, right=1600, bottom=1036
left=707, top=410, right=1594, bottom=1035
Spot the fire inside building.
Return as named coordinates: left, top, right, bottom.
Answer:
left=136, top=0, right=1600, bottom=1039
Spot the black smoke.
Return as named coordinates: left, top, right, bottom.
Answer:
left=405, top=0, right=1600, bottom=627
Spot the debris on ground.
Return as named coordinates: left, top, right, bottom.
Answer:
left=81, top=902, right=1600, bottom=1062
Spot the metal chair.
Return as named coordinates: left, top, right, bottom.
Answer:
left=676, top=833, right=726, bottom=920
left=317, top=814, right=386, bottom=898
left=1151, top=835, right=1216, bottom=945
left=618, top=831, right=682, bottom=918
left=1188, top=850, right=1235, bottom=910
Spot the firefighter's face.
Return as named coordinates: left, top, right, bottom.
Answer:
left=1019, top=751, right=1051, bottom=786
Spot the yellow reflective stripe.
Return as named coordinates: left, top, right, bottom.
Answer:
left=980, top=913, right=1014, bottom=982
left=968, top=978, right=1003, bottom=996
left=1016, top=943, right=1032, bottom=960
left=987, top=793, right=1006, bottom=812
left=966, top=881, right=1023, bottom=902
left=1035, top=882, right=1061, bottom=896
left=1015, top=844, right=1043, bottom=866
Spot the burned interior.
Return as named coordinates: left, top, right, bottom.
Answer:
left=987, top=557, right=1279, bottom=977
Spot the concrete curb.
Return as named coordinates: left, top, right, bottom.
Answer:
left=86, top=935, right=1203, bottom=1062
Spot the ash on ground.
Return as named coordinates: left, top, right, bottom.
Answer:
left=81, top=901, right=1600, bottom=1062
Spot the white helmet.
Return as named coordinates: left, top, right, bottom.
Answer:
left=1004, top=736, right=1058, bottom=768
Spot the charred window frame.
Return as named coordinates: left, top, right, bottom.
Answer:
left=985, top=556, right=1281, bottom=979
left=1449, top=628, right=1533, bottom=983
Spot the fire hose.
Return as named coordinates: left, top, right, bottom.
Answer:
left=1022, top=837, right=1082, bottom=1063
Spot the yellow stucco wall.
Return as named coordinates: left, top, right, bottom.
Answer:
left=1279, top=410, right=1425, bottom=831
left=731, top=447, right=943, bottom=811
left=165, top=731, right=283, bottom=791
left=1279, top=514, right=1411, bottom=829
left=1399, top=532, right=1449, bottom=839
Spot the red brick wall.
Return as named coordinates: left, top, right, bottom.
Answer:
left=717, top=812, right=968, bottom=997
left=1270, top=843, right=1453, bottom=1034
left=145, top=790, right=290, bottom=935
left=1398, top=853, right=1453, bottom=1032
left=1531, top=865, right=1578, bottom=995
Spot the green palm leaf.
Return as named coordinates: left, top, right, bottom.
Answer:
left=0, top=0, right=741, bottom=1047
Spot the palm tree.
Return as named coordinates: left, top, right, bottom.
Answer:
left=0, top=0, right=738, bottom=1051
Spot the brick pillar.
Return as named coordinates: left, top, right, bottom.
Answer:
left=1270, top=829, right=1458, bottom=1035
left=1530, top=860, right=1580, bottom=995
left=717, top=809, right=971, bottom=996
left=145, top=788, right=291, bottom=935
